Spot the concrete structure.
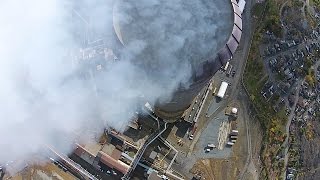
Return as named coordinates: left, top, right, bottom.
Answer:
left=232, top=108, right=238, bottom=114
left=112, top=0, right=243, bottom=121
left=225, top=107, right=238, bottom=117
left=238, top=0, right=246, bottom=13
left=217, top=82, right=229, bottom=98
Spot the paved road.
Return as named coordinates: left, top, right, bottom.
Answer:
left=237, top=0, right=264, bottom=179
left=282, top=80, right=303, bottom=179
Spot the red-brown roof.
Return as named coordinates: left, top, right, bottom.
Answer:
left=111, top=149, right=122, bottom=160
left=74, top=145, right=86, bottom=157
left=99, top=152, right=129, bottom=174
left=74, top=144, right=97, bottom=158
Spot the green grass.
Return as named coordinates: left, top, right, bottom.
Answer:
left=277, top=108, right=288, bottom=124
left=310, top=0, right=320, bottom=9
left=252, top=3, right=265, bottom=18
left=264, top=0, right=282, bottom=37
left=243, top=0, right=290, bottom=178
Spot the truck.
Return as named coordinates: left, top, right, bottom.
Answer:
left=230, top=131, right=238, bottom=136
left=189, top=134, right=194, bottom=140
left=189, top=126, right=197, bottom=140
left=205, top=148, right=211, bottom=153
left=207, top=143, right=216, bottom=149
left=230, top=135, right=238, bottom=139
left=223, top=61, right=230, bottom=71
left=231, top=130, right=239, bottom=134
left=227, top=142, right=234, bottom=146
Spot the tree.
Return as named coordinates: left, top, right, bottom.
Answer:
left=305, top=75, right=315, bottom=87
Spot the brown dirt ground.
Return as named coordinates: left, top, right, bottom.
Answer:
left=190, top=99, right=263, bottom=180
left=4, top=163, right=77, bottom=180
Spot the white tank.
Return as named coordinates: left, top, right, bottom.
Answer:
left=232, top=108, right=238, bottom=114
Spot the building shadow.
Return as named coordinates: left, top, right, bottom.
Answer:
left=175, top=121, right=192, bottom=138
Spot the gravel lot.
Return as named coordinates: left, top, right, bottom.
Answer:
left=193, top=111, right=232, bottom=159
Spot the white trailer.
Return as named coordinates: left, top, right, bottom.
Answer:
left=207, top=143, right=216, bottom=149
left=227, top=142, right=234, bottom=146
left=217, top=82, right=229, bottom=98
left=223, top=61, right=230, bottom=71
left=232, top=130, right=239, bottom=133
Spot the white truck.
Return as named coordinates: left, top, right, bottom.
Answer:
left=230, top=135, right=238, bottom=139
left=205, top=148, right=211, bottom=153
left=227, top=142, right=234, bottom=146
left=207, top=143, right=216, bottom=149
left=232, top=130, right=239, bottom=133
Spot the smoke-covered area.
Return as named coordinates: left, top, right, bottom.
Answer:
left=115, top=0, right=233, bottom=74
left=0, top=0, right=232, bottom=172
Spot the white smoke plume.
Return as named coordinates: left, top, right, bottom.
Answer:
left=0, top=0, right=231, bottom=172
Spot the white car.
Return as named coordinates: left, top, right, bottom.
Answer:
left=189, top=134, right=194, bottom=140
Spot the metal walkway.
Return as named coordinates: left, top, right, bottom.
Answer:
left=122, top=122, right=167, bottom=180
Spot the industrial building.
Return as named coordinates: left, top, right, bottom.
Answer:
left=68, top=0, right=244, bottom=179
left=72, top=0, right=242, bottom=122
left=217, top=82, right=229, bottom=99
left=111, top=0, right=243, bottom=121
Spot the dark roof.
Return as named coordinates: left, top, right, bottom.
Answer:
left=227, top=36, right=239, bottom=55
left=234, top=14, right=242, bottom=30
left=232, top=25, right=242, bottom=43
left=218, top=46, right=232, bottom=64
left=195, top=59, right=217, bottom=79
left=232, top=3, right=241, bottom=17
left=211, top=57, right=223, bottom=73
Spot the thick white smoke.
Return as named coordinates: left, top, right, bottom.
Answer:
left=0, top=0, right=231, bottom=172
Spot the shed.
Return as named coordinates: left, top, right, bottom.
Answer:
left=217, top=82, right=229, bottom=98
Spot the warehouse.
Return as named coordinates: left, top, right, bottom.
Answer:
left=217, top=82, right=229, bottom=98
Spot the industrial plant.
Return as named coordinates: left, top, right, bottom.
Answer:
left=64, top=0, right=243, bottom=179
left=0, top=0, right=246, bottom=179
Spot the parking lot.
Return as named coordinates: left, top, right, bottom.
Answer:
left=193, top=110, right=233, bottom=159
